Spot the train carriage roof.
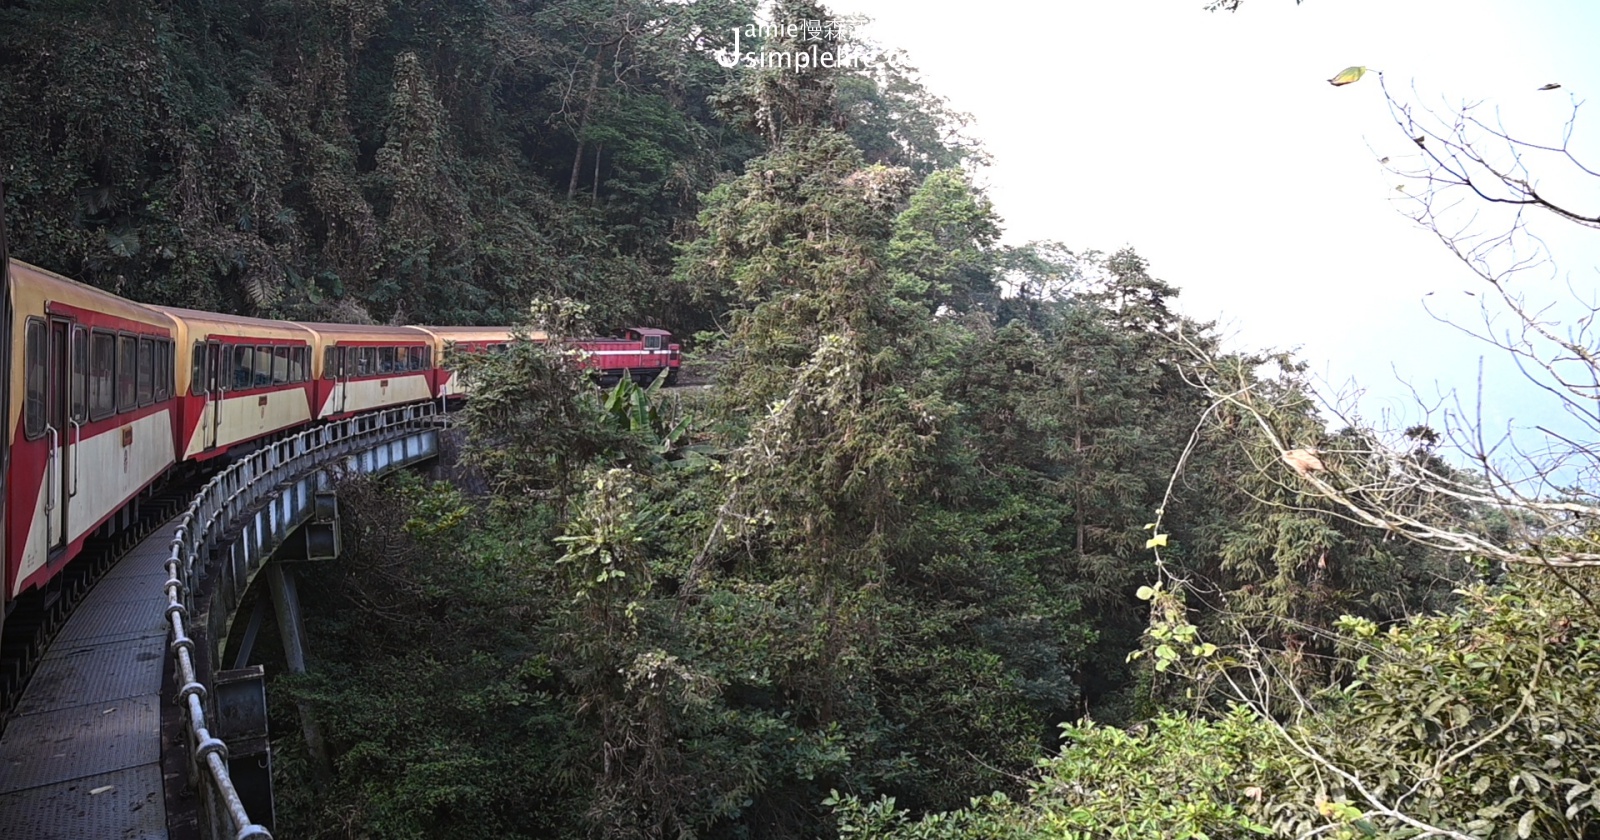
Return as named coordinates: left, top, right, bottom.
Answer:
left=152, top=306, right=317, bottom=342
left=292, top=322, right=433, bottom=342
left=410, top=326, right=549, bottom=343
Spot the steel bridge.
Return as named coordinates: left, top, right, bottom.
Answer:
left=0, top=403, right=443, bottom=839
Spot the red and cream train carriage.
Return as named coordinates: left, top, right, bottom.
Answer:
left=298, top=322, right=436, bottom=419
left=410, top=325, right=683, bottom=396
left=5, top=262, right=179, bottom=604
left=411, top=326, right=540, bottom=402
left=155, top=307, right=317, bottom=461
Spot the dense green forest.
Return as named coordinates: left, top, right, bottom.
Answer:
left=5, top=0, right=1599, bottom=837
left=0, top=0, right=964, bottom=327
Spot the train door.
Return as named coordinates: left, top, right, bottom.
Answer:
left=43, top=317, right=75, bottom=554
left=2, top=184, right=11, bottom=610
left=67, top=325, right=86, bottom=522
left=329, top=345, right=347, bottom=415
left=203, top=340, right=223, bottom=450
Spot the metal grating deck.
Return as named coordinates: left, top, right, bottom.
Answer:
left=0, top=522, right=176, bottom=838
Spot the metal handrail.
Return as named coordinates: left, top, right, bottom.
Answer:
left=162, top=402, right=440, bottom=839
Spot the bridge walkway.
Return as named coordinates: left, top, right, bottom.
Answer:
left=0, top=520, right=177, bottom=840
left=0, top=402, right=442, bottom=839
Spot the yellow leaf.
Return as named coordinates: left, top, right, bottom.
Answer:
left=1145, top=533, right=1169, bottom=549
left=1328, top=66, right=1368, bottom=87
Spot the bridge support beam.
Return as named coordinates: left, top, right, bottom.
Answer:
left=266, top=565, right=333, bottom=783
left=231, top=598, right=266, bottom=671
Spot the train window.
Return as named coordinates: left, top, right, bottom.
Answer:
left=233, top=345, right=254, bottom=390
left=644, top=335, right=663, bottom=350
left=150, top=341, right=160, bottom=401
left=273, top=346, right=290, bottom=385
left=322, top=346, right=336, bottom=380
left=250, top=345, right=268, bottom=387
left=137, top=337, right=154, bottom=405
left=423, top=347, right=432, bottom=369
left=355, top=347, right=371, bottom=377
left=70, top=326, right=88, bottom=423
left=90, top=331, right=116, bottom=419
left=192, top=343, right=207, bottom=395
left=24, top=319, right=46, bottom=438
left=155, top=340, right=170, bottom=401
left=406, top=346, right=420, bottom=371
left=117, top=335, right=138, bottom=411
left=289, top=346, right=304, bottom=383
left=377, top=346, right=394, bottom=373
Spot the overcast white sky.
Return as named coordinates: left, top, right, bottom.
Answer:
left=825, top=0, right=1600, bottom=446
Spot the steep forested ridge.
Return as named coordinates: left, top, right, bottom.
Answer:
left=0, top=0, right=955, bottom=329
left=2, top=0, right=763, bottom=324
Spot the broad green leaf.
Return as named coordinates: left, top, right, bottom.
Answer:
left=1328, top=66, right=1368, bottom=87
left=1136, top=585, right=1156, bottom=601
